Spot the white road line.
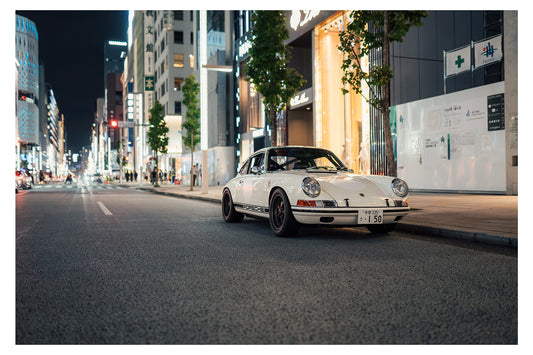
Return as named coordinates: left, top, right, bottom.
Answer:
left=97, top=201, right=113, bottom=216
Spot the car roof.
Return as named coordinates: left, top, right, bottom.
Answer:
left=253, top=145, right=323, bottom=155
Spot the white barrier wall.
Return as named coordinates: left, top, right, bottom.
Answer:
left=396, top=82, right=506, bottom=192
left=180, top=146, right=235, bottom=186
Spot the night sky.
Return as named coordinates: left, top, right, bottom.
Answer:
left=16, top=10, right=129, bottom=153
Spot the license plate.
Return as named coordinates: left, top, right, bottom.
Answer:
left=358, top=209, right=383, bottom=224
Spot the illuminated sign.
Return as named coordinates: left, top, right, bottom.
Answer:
left=290, top=87, right=313, bottom=109
left=108, top=40, right=127, bottom=47
left=289, top=10, right=321, bottom=31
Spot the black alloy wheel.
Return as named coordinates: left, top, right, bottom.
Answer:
left=222, top=188, right=244, bottom=223
left=269, top=189, right=299, bottom=237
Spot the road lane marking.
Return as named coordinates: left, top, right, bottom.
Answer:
left=97, top=201, right=113, bottom=216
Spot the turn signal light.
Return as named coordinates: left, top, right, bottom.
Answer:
left=297, top=200, right=337, bottom=207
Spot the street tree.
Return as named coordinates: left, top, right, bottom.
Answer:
left=147, top=100, right=169, bottom=187
left=182, top=74, right=201, bottom=191
left=116, top=138, right=127, bottom=182
left=245, top=10, right=304, bottom=147
left=339, top=10, right=427, bottom=177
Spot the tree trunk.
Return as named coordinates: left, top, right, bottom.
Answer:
left=190, top=131, right=194, bottom=191
left=154, top=155, right=159, bottom=187
left=269, top=106, right=277, bottom=147
left=382, top=11, right=397, bottom=177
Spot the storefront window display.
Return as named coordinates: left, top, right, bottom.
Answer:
left=314, top=11, right=367, bottom=173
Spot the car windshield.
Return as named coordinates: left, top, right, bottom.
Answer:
left=266, top=147, right=347, bottom=172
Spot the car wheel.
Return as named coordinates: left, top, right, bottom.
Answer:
left=269, top=188, right=299, bottom=237
left=222, top=188, right=244, bottom=223
left=366, top=223, right=396, bottom=234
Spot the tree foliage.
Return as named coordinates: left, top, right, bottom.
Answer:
left=339, top=10, right=427, bottom=176
left=182, top=75, right=201, bottom=151
left=147, top=100, right=169, bottom=186
left=147, top=100, right=169, bottom=155
left=245, top=10, right=304, bottom=147
left=181, top=75, right=201, bottom=190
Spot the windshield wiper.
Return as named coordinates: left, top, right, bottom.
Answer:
left=306, top=167, right=338, bottom=173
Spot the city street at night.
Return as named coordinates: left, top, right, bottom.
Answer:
left=12, top=8, right=523, bottom=349
left=16, top=182, right=517, bottom=344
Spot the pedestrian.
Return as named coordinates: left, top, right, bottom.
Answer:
left=134, top=171, right=138, bottom=181
left=193, top=164, right=199, bottom=186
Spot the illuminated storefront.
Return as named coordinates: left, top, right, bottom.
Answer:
left=234, top=11, right=370, bottom=173
left=285, top=10, right=368, bottom=173
left=313, top=11, right=366, bottom=173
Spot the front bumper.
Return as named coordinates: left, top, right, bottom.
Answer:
left=291, top=206, right=410, bottom=225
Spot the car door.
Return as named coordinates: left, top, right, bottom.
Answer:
left=232, top=158, right=250, bottom=206
left=243, top=153, right=268, bottom=213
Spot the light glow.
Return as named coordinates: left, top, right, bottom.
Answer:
left=108, top=40, right=127, bottom=47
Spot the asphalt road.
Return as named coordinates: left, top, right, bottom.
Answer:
left=16, top=183, right=518, bottom=344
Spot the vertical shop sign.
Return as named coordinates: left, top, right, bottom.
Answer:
left=487, top=93, right=505, bottom=131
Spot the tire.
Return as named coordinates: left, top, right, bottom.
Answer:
left=222, top=188, right=244, bottom=223
left=366, top=223, right=397, bottom=234
left=269, top=189, right=300, bottom=237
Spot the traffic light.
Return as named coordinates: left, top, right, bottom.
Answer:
left=109, top=119, right=118, bottom=128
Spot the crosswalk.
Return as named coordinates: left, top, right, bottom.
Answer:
left=32, top=184, right=124, bottom=190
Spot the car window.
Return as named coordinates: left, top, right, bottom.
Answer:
left=239, top=160, right=250, bottom=175
left=249, top=153, right=265, bottom=174
left=267, top=147, right=346, bottom=172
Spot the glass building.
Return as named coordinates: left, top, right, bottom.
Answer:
left=15, top=15, right=40, bottom=172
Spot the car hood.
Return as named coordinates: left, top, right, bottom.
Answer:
left=306, top=172, right=392, bottom=207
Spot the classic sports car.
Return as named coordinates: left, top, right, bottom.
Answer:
left=222, top=146, right=409, bottom=237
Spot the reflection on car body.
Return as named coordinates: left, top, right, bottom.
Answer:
left=222, top=146, right=409, bottom=237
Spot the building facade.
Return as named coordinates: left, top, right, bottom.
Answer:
left=124, top=10, right=236, bottom=186
left=15, top=15, right=40, bottom=175
left=234, top=10, right=517, bottom=194
left=387, top=10, right=517, bottom=194
left=104, top=40, right=127, bottom=175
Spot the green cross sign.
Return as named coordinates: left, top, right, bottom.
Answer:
left=455, top=55, right=465, bottom=68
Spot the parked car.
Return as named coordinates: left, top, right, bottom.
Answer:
left=222, top=146, right=409, bottom=237
left=91, top=173, right=103, bottom=183
left=15, top=170, right=33, bottom=190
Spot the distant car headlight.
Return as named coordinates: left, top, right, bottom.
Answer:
left=392, top=178, right=409, bottom=197
left=302, top=177, right=321, bottom=198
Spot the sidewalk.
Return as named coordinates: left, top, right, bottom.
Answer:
left=116, top=181, right=518, bottom=248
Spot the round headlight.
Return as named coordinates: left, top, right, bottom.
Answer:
left=302, top=177, right=321, bottom=198
left=392, top=178, right=408, bottom=197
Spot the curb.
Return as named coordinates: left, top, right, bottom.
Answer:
left=396, top=223, right=517, bottom=248
left=136, top=187, right=221, bottom=204
left=131, top=185, right=517, bottom=249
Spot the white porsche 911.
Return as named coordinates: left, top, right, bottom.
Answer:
left=222, top=146, right=409, bottom=237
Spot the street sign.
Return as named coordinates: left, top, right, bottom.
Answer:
left=118, top=121, right=135, bottom=128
